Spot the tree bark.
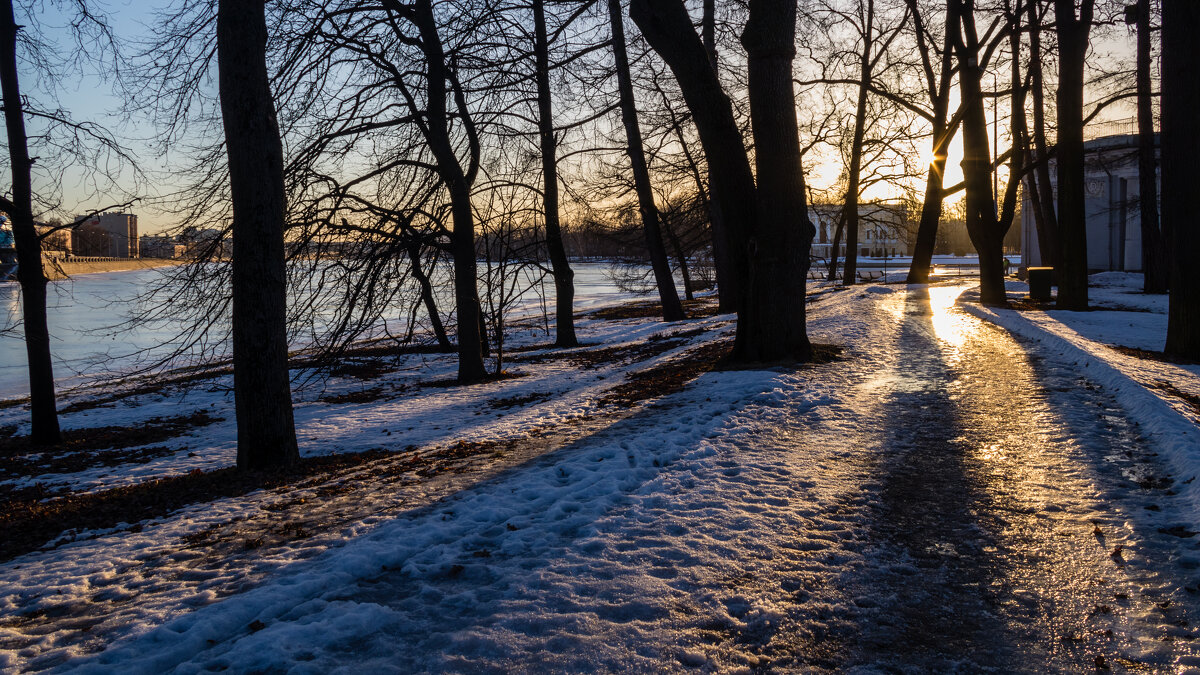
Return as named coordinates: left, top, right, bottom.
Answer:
left=0, top=0, right=59, bottom=445
left=737, top=0, right=813, bottom=360
left=533, top=0, right=578, bottom=345
left=608, top=0, right=684, bottom=321
left=632, top=0, right=813, bottom=362
left=1053, top=0, right=1094, bottom=310
left=1133, top=0, right=1166, bottom=294
left=955, top=0, right=1024, bottom=307
left=217, top=0, right=299, bottom=469
left=1029, top=0, right=1060, bottom=270
left=958, top=45, right=1004, bottom=304
left=826, top=210, right=845, bottom=282
left=1162, top=0, right=1200, bottom=358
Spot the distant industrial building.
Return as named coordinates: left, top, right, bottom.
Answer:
left=1021, top=128, right=1157, bottom=272
left=72, top=212, right=139, bottom=258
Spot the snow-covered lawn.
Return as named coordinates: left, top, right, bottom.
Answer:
left=2, top=274, right=1200, bottom=672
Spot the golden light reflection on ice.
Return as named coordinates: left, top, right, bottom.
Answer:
left=927, top=285, right=976, bottom=349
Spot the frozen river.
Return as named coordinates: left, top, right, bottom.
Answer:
left=0, top=262, right=665, bottom=399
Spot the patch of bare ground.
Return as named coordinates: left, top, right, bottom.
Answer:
left=1107, top=344, right=1200, bottom=366
left=487, top=391, right=554, bottom=409
left=596, top=337, right=841, bottom=408
left=1149, top=380, right=1200, bottom=417
left=0, top=337, right=733, bottom=564
left=507, top=332, right=700, bottom=369
left=51, top=342, right=449, bottom=415
left=587, top=297, right=723, bottom=320
left=598, top=339, right=732, bottom=406
left=0, top=397, right=27, bottom=410
left=319, top=383, right=414, bottom=405
left=422, top=370, right=530, bottom=388
left=0, top=411, right=222, bottom=481
left=1007, top=297, right=1155, bottom=314
left=1007, top=297, right=1057, bottom=311
left=56, top=366, right=235, bottom=415
left=0, top=447, right=414, bottom=562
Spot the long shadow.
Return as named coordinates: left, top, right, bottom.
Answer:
left=828, top=286, right=1021, bottom=670
left=69, top=364, right=777, bottom=673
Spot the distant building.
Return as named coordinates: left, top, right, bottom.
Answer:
left=1021, top=130, right=1157, bottom=272
left=140, top=234, right=186, bottom=259
left=179, top=226, right=227, bottom=258
left=72, top=212, right=139, bottom=258
left=34, top=223, right=71, bottom=257
left=811, top=203, right=910, bottom=260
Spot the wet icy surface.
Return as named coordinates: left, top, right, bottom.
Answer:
left=6, top=282, right=1200, bottom=673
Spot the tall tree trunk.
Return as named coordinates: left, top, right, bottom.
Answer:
left=1133, top=0, right=1166, bottom=294
left=907, top=156, right=947, bottom=284
left=958, top=45, right=1005, bottom=304
left=1023, top=147, right=1053, bottom=266
left=631, top=0, right=754, bottom=311
left=648, top=10, right=736, bottom=312
left=1053, top=0, right=1094, bottom=310
left=905, top=0, right=958, bottom=285
left=407, top=0, right=487, bottom=383
left=1163, top=0, right=1200, bottom=358
left=632, top=0, right=812, bottom=362
left=0, top=0, right=59, bottom=445
left=955, top=0, right=1023, bottom=307
left=449, top=184, right=486, bottom=383
left=533, top=0, right=578, bottom=345
left=841, top=0, right=875, bottom=286
left=217, top=0, right=299, bottom=469
left=826, top=210, right=844, bottom=282
left=608, top=0, right=684, bottom=321
left=1029, top=0, right=1060, bottom=270
left=738, top=0, right=813, bottom=360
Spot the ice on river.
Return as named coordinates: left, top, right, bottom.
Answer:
left=0, top=262, right=659, bottom=399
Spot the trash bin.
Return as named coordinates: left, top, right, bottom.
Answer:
left=1028, top=266, right=1054, bottom=301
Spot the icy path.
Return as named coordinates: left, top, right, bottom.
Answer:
left=51, top=284, right=1200, bottom=672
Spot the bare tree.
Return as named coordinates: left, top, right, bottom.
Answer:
left=1126, top=0, right=1166, bottom=294
left=1162, top=0, right=1200, bottom=358
left=1053, top=0, right=1096, bottom=310
left=607, top=0, right=684, bottom=321
left=954, top=0, right=1027, bottom=306
left=0, top=0, right=58, bottom=444
left=532, top=0, right=579, bottom=345
left=904, top=0, right=961, bottom=284
left=632, top=0, right=815, bottom=361
left=0, top=0, right=135, bottom=444
left=217, top=0, right=299, bottom=469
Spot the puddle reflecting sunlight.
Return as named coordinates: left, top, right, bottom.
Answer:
left=927, top=285, right=977, bottom=350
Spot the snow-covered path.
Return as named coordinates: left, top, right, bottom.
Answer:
left=15, top=283, right=1200, bottom=672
